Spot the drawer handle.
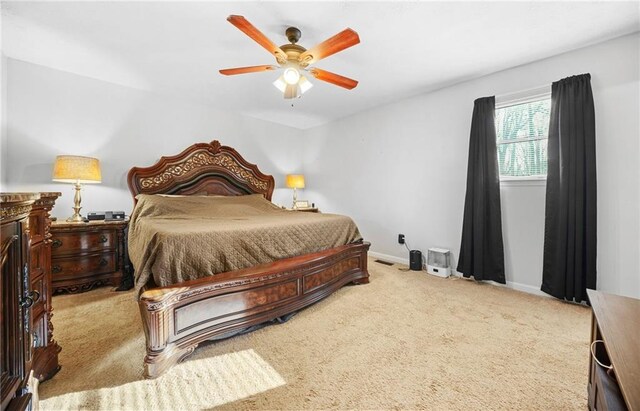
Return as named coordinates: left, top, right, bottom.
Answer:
left=52, top=265, right=62, bottom=274
left=20, top=296, right=34, bottom=309
left=99, top=235, right=108, bottom=243
left=590, top=340, right=613, bottom=371
left=52, top=239, right=62, bottom=248
left=29, top=290, right=41, bottom=303
left=99, top=258, right=108, bottom=266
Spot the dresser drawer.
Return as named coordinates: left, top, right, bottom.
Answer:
left=51, top=230, right=117, bottom=256
left=50, top=219, right=130, bottom=294
left=52, top=253, right=116, bottom=280
left=593, top=365, right=626, bottom=411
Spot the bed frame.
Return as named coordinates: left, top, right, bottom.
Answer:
left=127, top=140, right=370, bottom=378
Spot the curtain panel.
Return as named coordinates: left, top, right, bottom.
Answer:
left=541, top=73, right=597, bottom=302
left=457, top=96, right=506, bottom=284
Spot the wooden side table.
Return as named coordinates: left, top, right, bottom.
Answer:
left=587, top=289, right=640, bottom=411
left=50, top=219, right=132, bottom=294
left=289, top=208, right=320, bottom=213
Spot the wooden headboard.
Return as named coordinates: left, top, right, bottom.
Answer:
left=127, top=140, right=275, bottom=202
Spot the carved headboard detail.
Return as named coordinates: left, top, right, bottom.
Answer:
left=127, top=140, right=275, bottom=202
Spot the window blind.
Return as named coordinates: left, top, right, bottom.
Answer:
left=495, top=98, right=551, bottom=177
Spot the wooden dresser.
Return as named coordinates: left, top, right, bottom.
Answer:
left=28, top=193, right=62, bottom=382
left=1, top=193, right=41, bottom=410
left=50, top=219, right=131, bottom=294
left=588, top=289, right=640, bottom=411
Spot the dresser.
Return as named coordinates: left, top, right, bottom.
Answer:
left=28, top=193, right=62, bottom=382
left=588, top=289, right=640, bottom=411
left=50, top=219, right=131, bottom=294
left=1, top=193, right=41, bottom=410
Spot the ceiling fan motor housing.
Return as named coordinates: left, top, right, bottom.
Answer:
left=283, top=27, right=306, bottom=63
left=285, top=26, right=301, bottom=44
left=281, top=43, right=306, bottom=62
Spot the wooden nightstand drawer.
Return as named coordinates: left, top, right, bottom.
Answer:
left=51, top=219, right=131, bottom=294
left=52, top=253, right=116, bottom=280
left=286, top=208, right=320, bottom=213
left=51, top=229, right=116, bottom=256
left=296, top=208, right=319, bottom=212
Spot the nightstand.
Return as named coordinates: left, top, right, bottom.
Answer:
left=290, top=208, right=320, bottom=213
left=50, top=219, right=132, bottom=294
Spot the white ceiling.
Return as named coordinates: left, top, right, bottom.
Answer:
left=2, top=1, right=639, bottom=129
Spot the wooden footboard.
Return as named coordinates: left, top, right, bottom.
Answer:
left=138, top=242, right=370, bottom=378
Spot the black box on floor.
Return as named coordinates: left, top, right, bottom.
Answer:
left=410, top=250, right=422, bottom=271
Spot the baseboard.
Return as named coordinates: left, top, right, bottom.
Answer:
left=369, top=251, right=550, bottom=298
left=504, top=281, right=551, bottom=298
left=460, top=277, right=551, bottom=298
left=369, top=251, right=409, bottom=266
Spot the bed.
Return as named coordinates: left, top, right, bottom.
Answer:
left=127, top=140, right=370, bottom=378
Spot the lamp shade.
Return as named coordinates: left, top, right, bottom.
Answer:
left=285, top=174, right=305, bottom=189
left=52, top=155, right=102, bottom=184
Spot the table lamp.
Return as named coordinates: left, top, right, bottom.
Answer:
left=52, top=155, right=102, bottom=222
left=285, top=174, right=305, bottom=209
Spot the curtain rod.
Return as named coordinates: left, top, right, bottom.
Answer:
left=495, top=84, right=551, bottom=101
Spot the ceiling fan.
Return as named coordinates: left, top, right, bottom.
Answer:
left=219, top=15, right=360, bottom=99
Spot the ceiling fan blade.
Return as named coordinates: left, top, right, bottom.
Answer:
left=299, top=28, right=360, bottom=66
left=219, top=65, right=278, bottom=76
left=309, top=68, right=358, bottom=90
left=227, top=15, right=287, bottom=64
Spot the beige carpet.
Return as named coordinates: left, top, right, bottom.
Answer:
left=40, top=260, right=590, bottom=410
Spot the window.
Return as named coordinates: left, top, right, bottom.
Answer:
left=495, top=95, right=551, bottom=179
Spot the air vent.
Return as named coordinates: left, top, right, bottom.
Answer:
left=374, top=259, right=394, bottom=266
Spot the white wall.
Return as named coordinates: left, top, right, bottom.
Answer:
left=4, top=59, right=303, bottom=218
left=302, top=33, right=640, bottom=298
left=4, top=34, right=639, bottom=299
left=1, top=55, right=7, bottom=188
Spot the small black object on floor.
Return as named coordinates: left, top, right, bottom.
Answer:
left=410, top=250, right=422, bottom=271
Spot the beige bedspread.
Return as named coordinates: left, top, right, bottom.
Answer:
left=128, top=194, right=362, bottom=292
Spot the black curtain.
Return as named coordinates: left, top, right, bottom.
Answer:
left=541, top=74, right=597, bottom=302
left=457, top=96, right=506, bottom=284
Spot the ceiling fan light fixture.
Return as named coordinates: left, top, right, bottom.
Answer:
left=299, top=75, right=313, bottom=93
left=273, top=75, right=287, bottom=93
left=274, top=74, right=312, bottom=99
left=283, top=67, right=301, bottom=85
left=284, top=83, right=301, bottom=99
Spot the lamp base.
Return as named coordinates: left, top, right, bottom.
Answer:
left=291, top=187, right=297, bottom=209
left=66, top=182, right=85, bottom=223
left=66, top=214, right=84, bottom=223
